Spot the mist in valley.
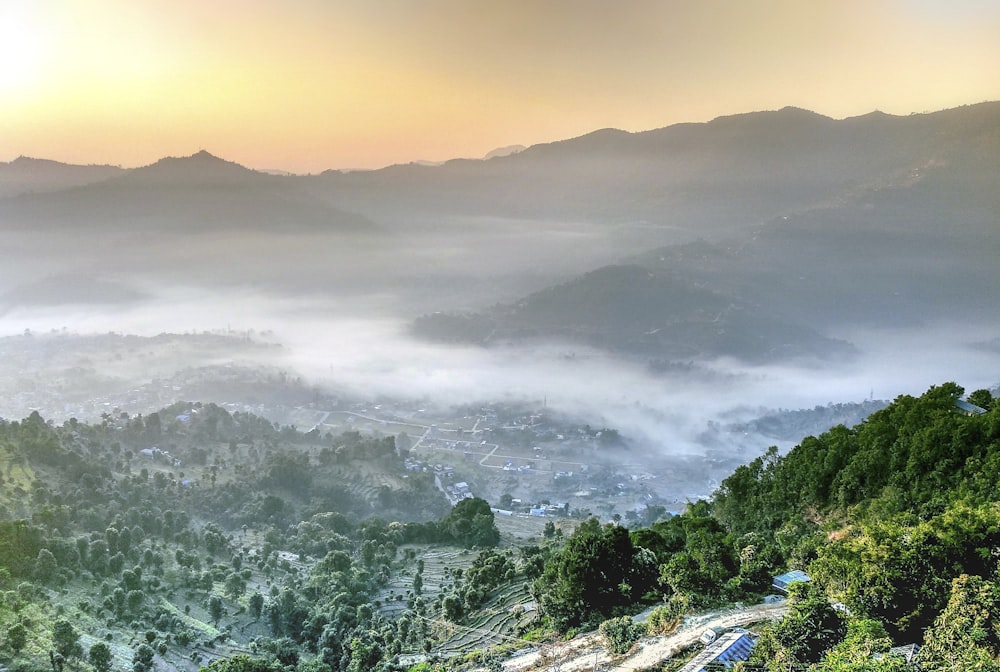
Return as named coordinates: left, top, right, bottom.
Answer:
left=2, top=105, right=999, bottom=500
left=2, top=226, right=998, bottom=500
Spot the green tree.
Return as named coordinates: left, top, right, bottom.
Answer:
left=126, top=589, right=145, bottom=615
left=7, top=622, right=28, bottom=654
left=440, top=498, right=500, bottom=547
left=755, top=583, right=846, bottom=666
left=442, top=593, right=463, bottom=622
left=536, top=518, right=638, bottom=630
left=133, top=644, right=155, bottom=672
left=33, top=548, right=58, bottom=584
left=89, top=641, right=113, bottom=672
left=224, top=572, right=246, bottom=599
left=52, top=619, right=82, bottom=660
left=412, top=572, right=423, bottom=595
left=201, top=654, right=283, bottom=672
left=346, top=635, right=382, bottom=672
left=209, top=595, right=225, bottom=624
left=813, top=619, right=905, bottom=671
left=919, top=573, right=1000, bottom=670
left=967, top=389, right=993, bottom=411
left=249, top=592, right=264, bottom=619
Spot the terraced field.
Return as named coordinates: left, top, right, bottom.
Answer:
left=375, top=543, right=539, bottom=657
left=375, top=545, right=472, bottom=616
left=433, top=580, right=536, bottom=656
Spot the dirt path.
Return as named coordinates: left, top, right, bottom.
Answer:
left=501, top=602, right=788, bottom=672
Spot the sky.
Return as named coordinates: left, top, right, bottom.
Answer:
left=2, top=0, right=999, bottom=173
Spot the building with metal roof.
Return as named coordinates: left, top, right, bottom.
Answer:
left=955, top=399, right=987, bottom=416
left=772, top=569, right=811, bottom=594
left=677, top=630, right=758, bottom=672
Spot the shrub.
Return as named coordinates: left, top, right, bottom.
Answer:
left=599, top=616, right=644, bottom=655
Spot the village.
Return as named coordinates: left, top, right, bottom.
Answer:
left=0, top=330, right=752, bottom=521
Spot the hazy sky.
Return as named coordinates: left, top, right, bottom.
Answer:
left=2, top=0, right=999, bottom=172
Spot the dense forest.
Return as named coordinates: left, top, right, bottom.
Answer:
left=1, top=384, right=998, bottom=671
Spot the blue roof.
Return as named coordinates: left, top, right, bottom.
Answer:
left=773, top=570, right=811, bottom=590
left=955, top=399, right=987, bottom=415
left=678, top=632, right=758, bottom=672
left=715, top=633, right=756, bottom=664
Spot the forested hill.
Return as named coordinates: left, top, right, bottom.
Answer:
left=714, top=383, right=1000, bottom=533
left=707, top=383, right=1000, bottom=658
left=1, top=385, right=999, bottom=672
left=530, top=383, right=1000, bottom=669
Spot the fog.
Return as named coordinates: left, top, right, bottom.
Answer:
left=2, top=280, right=997, bottom=468
left=1, top=114, right=998, bottom=500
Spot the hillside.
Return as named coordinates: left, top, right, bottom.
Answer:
left=312, top=102, right=1000, bottom=233
left=412, top=264, right=856, bottom=362
left=1, top=383, right=998, bottom=672
left=0, top=157, right=124, bottom=199
left=0, top=152, right=376, bottom=235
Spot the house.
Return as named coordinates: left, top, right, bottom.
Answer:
left=955, top=399, right=987, bottom=416
left=886, top=643, right=920, bottom=664
left=677, top=630, right=758, bottom=672
left=772, top=569, right=811, bottom=594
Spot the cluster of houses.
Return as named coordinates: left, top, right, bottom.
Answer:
left=401, top=456, right=476, bottom=505
left=444, top=481, right=473, bottom=504
left=403, top=457, right=456, bottom=478
left=138, top=446, right=181, bottom=467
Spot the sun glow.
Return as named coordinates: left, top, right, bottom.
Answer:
left=0, top=3, right=51, bottom=96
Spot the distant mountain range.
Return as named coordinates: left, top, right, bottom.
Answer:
left=0, top=156, right=124, bottom=199
left=2, top=102, right=997, bottom=363
left=312, top=102, right=1000, bottom=234
left=0, top=150, right=374, bottom=233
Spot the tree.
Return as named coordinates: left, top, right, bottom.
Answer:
left=967, top=389, right=993, bottom=411
left=536, top=518, right=638, bottom=630
left=224, top=572, right=246, bottom=599
left=7, top=622, right=28, bottom=654
left=201, top=654, right=283, bottom=672
left=813, top=619, right=906, bottom=671
left=52, top=619, right=82, bottom=660
left=33, top=548, right=58, bottom=584
left=440, top=498, right=500, bottom=547
left=127, top=589, right=145, bottom=614
left=346, top=635, right=383, bottom=672
left=442, top=593, right=464, bottom=622
left=758, top=583, right=847, bottom=665
left=919, top=573, right=1000, bottom=670
left=249, top=592, right=264, bottom=619
left=133, top=644, right=155, bottom=672
left=89, top=642, right=113, bottom=672
left=209, top=595, right=225, bottom=624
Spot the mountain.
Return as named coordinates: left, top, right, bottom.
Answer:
left=312, top=102, right=1000, bottom=235
left=2, top=103, right=998, bottom=353
left=482, top=144, right=526, bottom=159
left=0, top=151, right=376, bottom=234
left=403, top=103, right=1000, bottom=347
left=117, top=149, right=263, bottom=185
left=0, top=156, right=124, bottom=199
left=413, top=264, right=856, bottom=362
left=0, top=273, right=148, bottom=313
